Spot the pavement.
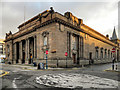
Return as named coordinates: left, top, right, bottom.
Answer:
left=104, top=63, right=120, bottom=73
left=0, top=62, right=120, bottom=89
left=2, top=63, right=86, bottom=71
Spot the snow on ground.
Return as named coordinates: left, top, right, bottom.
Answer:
left=36, top=73, right=119, bottom=89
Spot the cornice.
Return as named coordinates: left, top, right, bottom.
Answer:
left=5, top=13, right=118, bottom=47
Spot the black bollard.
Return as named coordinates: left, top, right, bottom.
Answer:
left=112, top=64, right=114, bottom=70
left=116, top=65, right=117, bottom=70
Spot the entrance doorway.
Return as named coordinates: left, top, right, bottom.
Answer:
left=29, top=37, right=34, bottom=64
left=73, top=54, right=76, bottom=64
left=89, top=52, right=93, bottom=64
left=22, top=40, right=26, bottom=64
left=89, top=52, right=92, bottom=60
left=16, top=42, right=19, bottom=63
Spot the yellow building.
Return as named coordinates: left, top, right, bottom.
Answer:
left=0, top=39, right=5, bottom=55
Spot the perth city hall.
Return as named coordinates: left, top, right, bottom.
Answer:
left=5, top=7, right=120, bottom=67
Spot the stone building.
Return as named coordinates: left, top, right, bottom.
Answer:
left=5, top=7, right=120, bottom=67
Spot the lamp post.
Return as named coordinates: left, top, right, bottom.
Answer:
left=112, top=47, right=116, bottom=70
left=65, top=52, right=68, bottom=68
left=46, top=50, right=48, bottom=69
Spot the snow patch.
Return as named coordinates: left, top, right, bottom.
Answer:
left=36, top=73, right=119, bottom=88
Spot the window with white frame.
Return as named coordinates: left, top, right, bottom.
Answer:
left=72, top=35, right=76, bottom=50
left=44, top=36, right=47, bottom=46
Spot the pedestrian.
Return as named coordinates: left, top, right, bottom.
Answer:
left=112, top=56, right=115, bottom=64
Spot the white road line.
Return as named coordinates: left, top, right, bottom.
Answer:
left=12, top=76, right=22, bottom=89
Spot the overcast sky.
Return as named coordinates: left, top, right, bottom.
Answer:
left=0, top=0, right=120, bottom=39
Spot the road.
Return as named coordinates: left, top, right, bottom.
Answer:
left=0, top=62, right=120, bottom=90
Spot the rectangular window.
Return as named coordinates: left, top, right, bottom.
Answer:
left=44, top=36, right=47, bottom=46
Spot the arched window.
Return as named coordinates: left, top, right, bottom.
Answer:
left=105, top=49, right=107, bottom=58
left=101, top=48, right=103, bottom=59
left=95, top=46, right=99, bottom=59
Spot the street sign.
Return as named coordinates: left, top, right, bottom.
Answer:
left=112, top=48, right=115, bottom=53
left=65, top=52, right=68, bottom=56
left=46, top=50, right=48, bottom=54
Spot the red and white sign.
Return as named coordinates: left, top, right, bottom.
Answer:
left=112, top=48, right=116, bottom=53
left=46, top=50, right=48, bottom=54
left=65, top=52, right=68, bottom=56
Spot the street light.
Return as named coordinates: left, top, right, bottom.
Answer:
left=46, top=50, right=48, bottom=69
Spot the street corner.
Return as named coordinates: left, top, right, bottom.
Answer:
left=104, top=67, right=120, bottom=73
left=0, top=70, right=9, bottom=77
left=104, top=69, right=120, bottom=73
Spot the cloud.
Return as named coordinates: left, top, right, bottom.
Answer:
left=1, top=1, right=119, bottom=39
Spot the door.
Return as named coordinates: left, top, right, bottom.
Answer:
left=22, top=52, right=25, bottom=64
left=16, top=42, right=19, bottom=63
left=73, top=54, right=76, bottom=64
left=89, top=52, right=93, bottom=64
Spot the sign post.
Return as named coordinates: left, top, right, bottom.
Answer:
left=65, top=52, right=68, bottom=68
left=112, top=48, right=115, bottom=53
left=112, top=47, right=116, bottom=57
left=46, top=50, right=48, bottom=69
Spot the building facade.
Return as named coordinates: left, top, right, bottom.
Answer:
left=0, top=39, right=5, bottom=55
left=5, top=7, right=120, bottom=67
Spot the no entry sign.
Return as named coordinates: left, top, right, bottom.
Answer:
left=65, top=52, right=68, bottom=56
left=46, top=50, right=48, bottom=54
left=112, top=48, right=115, bottom=53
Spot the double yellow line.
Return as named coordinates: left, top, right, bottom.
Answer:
left=0, top=70, right=9, bottom=77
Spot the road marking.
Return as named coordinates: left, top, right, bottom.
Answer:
left=0, top=70, right=9, bottom=77
left=103, top=67, right=112, bottom=71
left=12, top=76, right=22, bottom=89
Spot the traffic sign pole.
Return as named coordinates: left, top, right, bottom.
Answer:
left=46, top=54, right=48, bottom=69
left=65, top=52, right=68, bottom=68
left=46, top=50, right=48, bottom=69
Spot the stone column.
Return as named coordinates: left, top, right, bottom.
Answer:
left=25, top=39, right=28, bottom=64
left=28, top=38, right=30, bottom=63
left=19, top=41, right=23, bottom=64
left=13, top=43, right=17, bottom=64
